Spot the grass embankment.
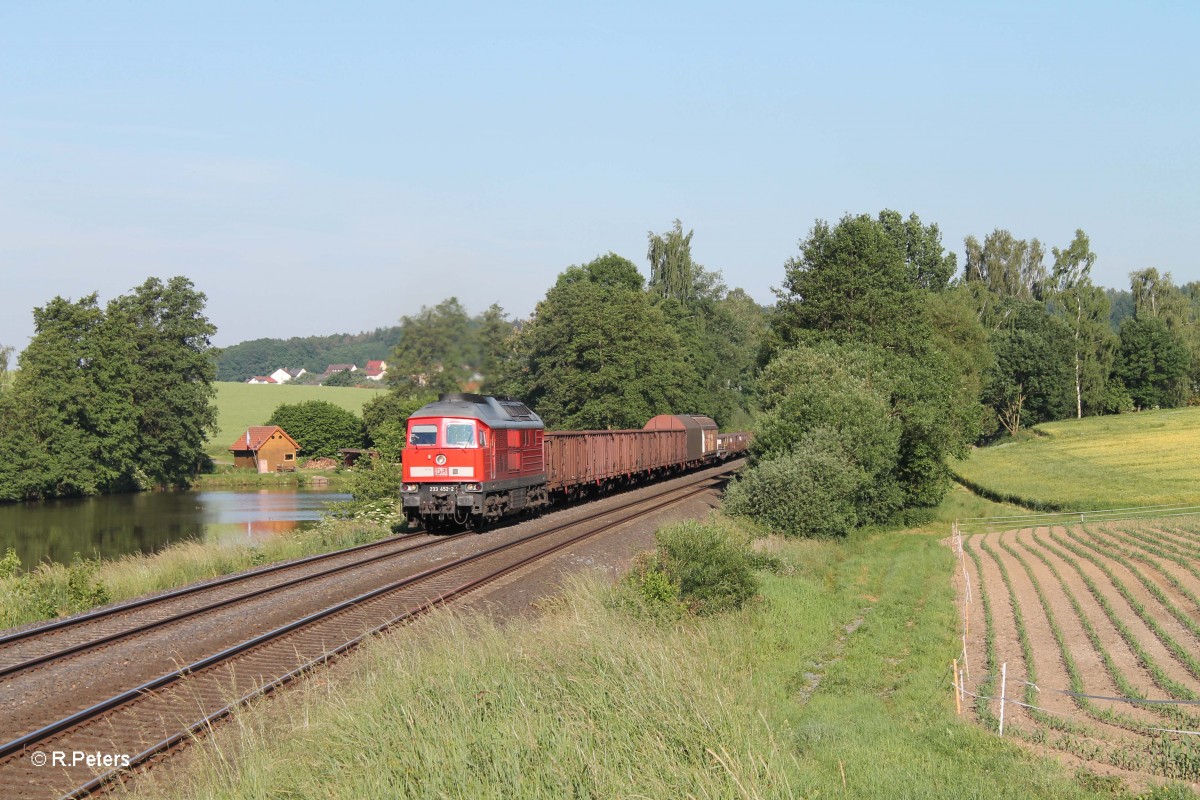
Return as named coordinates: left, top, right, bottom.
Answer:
left=191, top=467, right=349, bottom=490
left=134, top=492, right=1151, bottom=800
left=0, top=516, right=397, bottom=631
left=207, top=382, right=382, bottom=460
left=954, top=408, right=1200, bottom=511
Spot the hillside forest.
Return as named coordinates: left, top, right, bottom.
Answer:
left=1, top=214, right=1198, bottom=540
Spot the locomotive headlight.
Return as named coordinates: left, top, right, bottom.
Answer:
left=435, top=454, right=447, bottom=466
left=402, top=484, right=418, bottom=492
left=465, top=483, right=482, bottom=492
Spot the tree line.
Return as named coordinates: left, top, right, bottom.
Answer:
left=214, top=328, right=402, bottom=382
left=2, top=215, right=1190, bottom=526
left=365, top=213, right=1194, bottom=535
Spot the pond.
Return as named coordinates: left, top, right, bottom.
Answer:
left=0, top=489, right=353, bottom=570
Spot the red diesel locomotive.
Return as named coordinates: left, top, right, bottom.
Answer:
left=400, top=393, right=748, bottom=529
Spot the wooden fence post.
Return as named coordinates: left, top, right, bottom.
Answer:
left=953, top=659, right=961, bottom=714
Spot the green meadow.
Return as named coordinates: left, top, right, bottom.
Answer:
left=953, top=407, right=1200, bottom=511
left=109, top=406, right=1196, bottom=799
left=134, top=487, right=1189, bottom=800
left=207, top=381, right=383, bottom=460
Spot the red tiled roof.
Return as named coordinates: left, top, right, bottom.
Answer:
left=249, top=376, right=277, bottom=383
left=228, top=426, right=300, bottom=453
left=366, top=360, right=385, bottom=371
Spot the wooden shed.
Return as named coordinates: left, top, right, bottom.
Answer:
left=229, top=426, right=302, bottom=472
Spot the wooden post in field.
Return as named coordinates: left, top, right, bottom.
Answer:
left=953, top=659, right=962, bottom=714
left=998, top=662, right=1008, bottom=736
left=962, top=634, right=969, bottom=680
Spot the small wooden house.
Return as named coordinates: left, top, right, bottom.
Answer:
left=229, top=426, right=302, bottom=472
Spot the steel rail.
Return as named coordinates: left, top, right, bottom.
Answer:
left=0, top=531, right=470, bottom=680
left=61, top=477, right=722, bottom=799
left=0, top=531, right=443, bottom=648
left=0, top=471, right=726, bottom=771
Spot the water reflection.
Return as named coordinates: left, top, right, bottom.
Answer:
left=0, top=489, right=352, bottom=570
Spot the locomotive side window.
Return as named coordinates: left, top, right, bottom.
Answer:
left=410, top=424, right=438, bottom=445
left=446, top=423, right=476, bottom=447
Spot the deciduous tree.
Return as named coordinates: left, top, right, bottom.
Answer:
left=773, top=211, right=941, bottom=356
left=107, top=277, right=218, bottom=487
left=266, top=400, right=366, bottom=460
left=1049, top=230, right=1113, bottom=418
left=983, top=302, right=1075, bottom=434
left=473, top=303, right=516, bottom=388
left=389, top=298, right=473, bottom=394
left=495, top=255, right=696, bottom=430
left=963, top=229, right=1048, bottom=328
left=1113, top=316, right=1190, bottom=410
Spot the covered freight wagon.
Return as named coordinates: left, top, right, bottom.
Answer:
left=642, top=414, right=718, bottom=461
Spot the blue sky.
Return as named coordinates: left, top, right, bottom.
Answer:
left=2, top=2, right=1197, bottom=355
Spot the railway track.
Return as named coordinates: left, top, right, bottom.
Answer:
left=0, top=530, right=467, bottom=680
left=0, top=466, right=732, bottom=799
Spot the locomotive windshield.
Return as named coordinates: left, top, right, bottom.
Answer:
left=409, top=424, right=437, bottom=445
left=445, top=422, right=476, bottom=447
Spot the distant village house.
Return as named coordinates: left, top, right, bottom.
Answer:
left=229, top=426, right=302, bottom=472
left=269, top=367, right=306, bottom=383
left=247, top=368, right=307, bottom=385
left=364, top=360, right=387, bottom=381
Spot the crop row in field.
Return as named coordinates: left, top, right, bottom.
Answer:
left=959, top=515, right=1200, bottom=784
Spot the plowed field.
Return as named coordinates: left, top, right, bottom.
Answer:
left=958, top=518, right=1200, bottom=785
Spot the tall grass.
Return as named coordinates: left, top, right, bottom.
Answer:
left=954, top=407, right=1200, bottom=510
left=134, top=516, right=1122, bottom=800
left=0, top=517, right=396, bottom=630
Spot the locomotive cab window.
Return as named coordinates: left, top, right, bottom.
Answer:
left=445, top=422, right=476, bottom=447
left=409, top=424, right=438, bottom=445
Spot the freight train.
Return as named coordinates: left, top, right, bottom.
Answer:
left=400, top=393, right=749, bottom=530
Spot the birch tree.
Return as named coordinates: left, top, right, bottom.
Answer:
left=1050, top=230, right=1111, bottom=418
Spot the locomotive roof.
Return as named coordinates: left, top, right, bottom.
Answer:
left=409, top=393, right=545, bottom=430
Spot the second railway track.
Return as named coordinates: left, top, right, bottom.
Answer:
left=0, top=529, right=469, bottom=680
left=0, top=464, right=735, bottom=799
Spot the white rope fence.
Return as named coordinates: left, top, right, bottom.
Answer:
left=950, top=516, right=1200, bottom=739
left=953, top=666, right=1200, bottom=737
left=956, top=502, right=1200, bottom=531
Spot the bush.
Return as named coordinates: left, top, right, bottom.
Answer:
left=656, top=520, right=759, bottom=615
left=724, top=428, right=863, bottom=538
left=612, top=553, right=684, bottom=620
left=752, top=344, right=904, bottom=520
left=347, top=456, right=403, bottom=503
left=0, top=553, right=111, bottom=626
left=614, top=520, right=759, bottom=618
left=266, top=400, right=366, bottom=460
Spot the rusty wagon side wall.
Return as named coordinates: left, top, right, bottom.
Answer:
left=544, top=430, right=688, bottom=492
left=716, top=432, right=750, bottom=457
